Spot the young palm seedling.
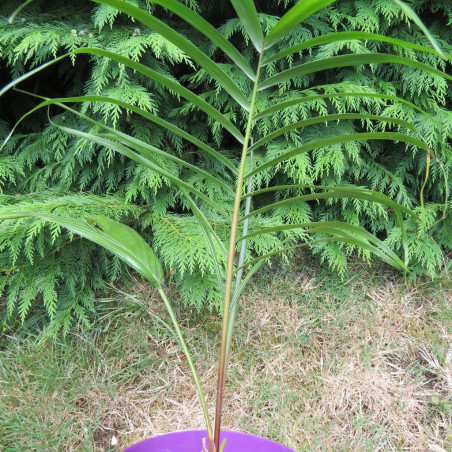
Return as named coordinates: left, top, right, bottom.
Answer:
left=1, top=0, right=451, bottom=450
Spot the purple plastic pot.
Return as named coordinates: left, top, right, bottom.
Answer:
left=123, top=430, right=295, bottom=452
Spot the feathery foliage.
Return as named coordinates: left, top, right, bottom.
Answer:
left=0, top=0, right=451, bottom=336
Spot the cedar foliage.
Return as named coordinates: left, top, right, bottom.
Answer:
left=0, top=0, right=451, bottom=333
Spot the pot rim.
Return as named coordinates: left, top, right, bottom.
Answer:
left=123, top=429, right=295, bottom=452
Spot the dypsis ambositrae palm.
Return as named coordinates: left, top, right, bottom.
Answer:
left=1, top=0, right=451, bottom=450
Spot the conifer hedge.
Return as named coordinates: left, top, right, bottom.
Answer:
left=0, top=0, right=451, bottom=333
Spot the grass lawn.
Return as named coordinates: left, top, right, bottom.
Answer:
left=1, top=260, right=451, bottom=451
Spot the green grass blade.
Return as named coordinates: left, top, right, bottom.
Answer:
left=92, top=0, right=250, bottom=110
left=0, top=54, right=68, bottom=98
left=393, top=0, right=446, bottom=59
left=7, top=0, right=34, bottom=23
left=5, top=91, right=237, bottom=174
left=242, top=184, right=420, bottom=222
left=249, top=113, right=418, bottom=152
left=246, top=132, right=428, bottom=180
left=180, top=188, right=228, bottom=285
left=238, top=221, right=407, bottom=270
left=259, top=53, right=452, bottom=90
left=263, top=31, right=452, bottom=66
left=0, top=212, right=164, bottom=286
left=20, top=95, right=235, bottom=196
left=263, top=0, right=337, bottom=49
left=131, top=0, right=255, bottom=79
left=230, top=0, right=264, bottom=51
left=239, top=235, right=407, bottom=271
left=75, top=48, right=245, bottom=142
left=88, top=214, right=164, bottom=286
left=254, top=90, right=447, bottom=130
left=55, top=124, right=228, bottom=216
left=0, top=49, right=244, bottom=144
left=107, top=133, right=234, bottom=196
left=240, top=188, right=417, bottom=222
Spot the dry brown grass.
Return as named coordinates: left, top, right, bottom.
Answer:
left=1, top=266, right=451, bottom=451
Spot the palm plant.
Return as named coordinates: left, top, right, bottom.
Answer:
left=1, top=0, right=451, bottom=450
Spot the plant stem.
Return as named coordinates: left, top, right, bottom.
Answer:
left=224, top=148, right=253, bottom=369
left=157, top=286, right=213, bottom=440
left=213, top=51, right=263, bottom=452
